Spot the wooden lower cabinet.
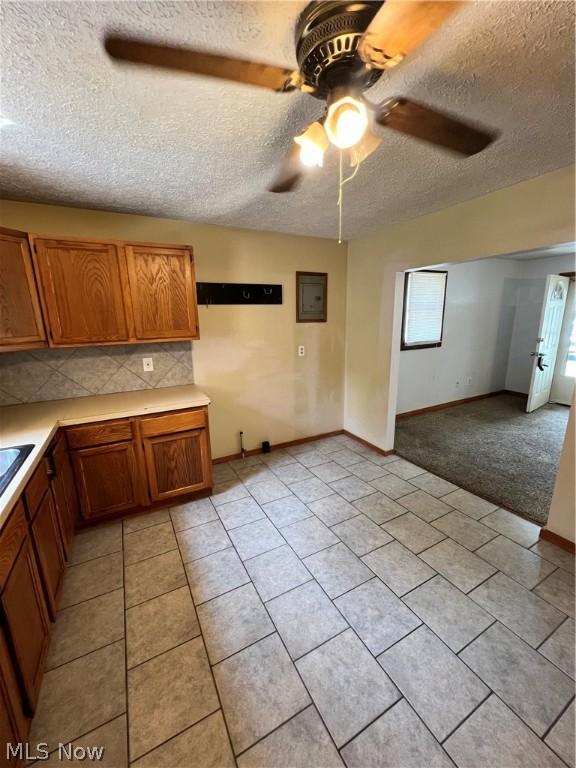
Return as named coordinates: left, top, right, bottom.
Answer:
left=1, top=538, right=50, bottom=715
left=143, top=428, right=211, bottom=502
left=0, top=628, right=27, bottom=764
left=67, top=406, right=212, bottom=520
left=72, top=441, right=142, bottom=520
left=48, top=436, right=79, bottom=556
left=30, top=491, right=66, bottom=621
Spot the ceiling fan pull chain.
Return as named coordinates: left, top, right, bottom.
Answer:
left=338, top=149, right=344, bottom=244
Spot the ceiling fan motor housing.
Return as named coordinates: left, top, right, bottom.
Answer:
left=295, top=1, right=384, bottom=98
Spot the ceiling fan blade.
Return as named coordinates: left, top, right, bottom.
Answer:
left=377, top=98, right=497, bottom=156
left=358, top=0, right=463, bottom=70
left=105, top=35, right=302, bottom=92
left=269, top=144, right=303, bottom=193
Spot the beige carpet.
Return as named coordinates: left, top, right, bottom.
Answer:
left=395, top=394, right=570, bottom=525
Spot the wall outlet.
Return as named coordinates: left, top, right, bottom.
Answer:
left=142, top=357, right=154, bottom=372
left=298, top=346, right=305, bottom=357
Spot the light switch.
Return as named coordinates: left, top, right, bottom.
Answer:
left=143, top=357, right=154, bottom=372
left=298, top=346, right=305, bottom=357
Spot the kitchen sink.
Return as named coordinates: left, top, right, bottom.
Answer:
left=0, top=445, right=34, bottom=497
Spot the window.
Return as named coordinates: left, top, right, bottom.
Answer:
left=401, top=270, right=447, bottom=350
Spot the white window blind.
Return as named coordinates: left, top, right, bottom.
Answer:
left=402, top=271, right=447, bottom=348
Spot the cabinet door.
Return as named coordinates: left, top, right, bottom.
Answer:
left=2, top=539, right=50, bottom=715
left=49, top=437, right=79, bottom=558
left=125, top=244, right=198, bottom=340
left=33, top=238, right=131, bottom=345
left=143, top=428, right=212, bottom=502
left=0, top=627, right=27, bottom=757
left=72, top=442, right=141, bottom=519
left=30, top=491, right=66, bottom=620
left=0, top=228, right=46, bottom=350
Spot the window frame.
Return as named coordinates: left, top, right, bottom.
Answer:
left=400, top=269, right=448, bottom=351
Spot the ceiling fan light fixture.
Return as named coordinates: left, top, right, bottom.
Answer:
left=294, top=121, right=329, bottom=167
left=325, top=96, right=368, bottom=149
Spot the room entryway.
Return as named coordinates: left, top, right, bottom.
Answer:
left=551, top=280, right=576, bottom=405
left=395, top=393, right=570, bottom=525
left=391, top=248, right=575, bottom=526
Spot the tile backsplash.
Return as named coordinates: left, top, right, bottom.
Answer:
left=0, top=342, right=194, bottom=405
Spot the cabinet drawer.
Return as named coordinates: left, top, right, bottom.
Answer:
left=0, top=500, right=27, bottom=591
left=66, top=418, right=134, bottom=449
left=24, top=461, right=49, bottom=520
left=139, top=408, right=207, bottom=438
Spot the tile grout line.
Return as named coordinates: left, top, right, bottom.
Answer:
left=218, top=519, right=349, bottom=759
left=335, top=697, right=403, bottom=752
left=50, top=585, right=124, bottom=616
left=535, top=614, right=571, bottom=651
left=439, top=690, right=493, bottom=745
left=121, top=519, right=131, bottom=765
left=60, top=583, right=125, bottom=612
left=34, top=714, right=129, bottom=761
left=126, top=582, right=189, bottom=610
left=168, top=513, right=240, bottom=767
left=127, top=631, right=202, bottom=672
left=127, top=706, right=222, bottom=765
left=45, top=632, right=125, bottom=674
left=65, top=547, right=123, bottom=569
left=124, top=543, right=179, bottom=567
left=231, top=703, right=313, bottom=760
left=540, top=693, right=576, bottom=742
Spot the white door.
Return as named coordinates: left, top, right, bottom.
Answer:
left=526, top=274, right=570, bottom=413
left=550, top=281, right=576, bottom=405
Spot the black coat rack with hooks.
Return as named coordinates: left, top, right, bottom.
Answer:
left=196, top=282, right=283, bottom=305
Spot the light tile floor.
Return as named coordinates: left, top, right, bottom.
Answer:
left=30, top=434, right=575, bottom=767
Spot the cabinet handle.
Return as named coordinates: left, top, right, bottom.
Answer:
left=45, top=455, right=56, bottom=478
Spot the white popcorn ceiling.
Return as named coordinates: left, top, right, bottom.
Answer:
left=0, top=0, right=574, bottom=240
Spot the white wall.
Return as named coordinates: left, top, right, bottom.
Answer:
left=397, top=252, right=576, bottom=413
left=397, top=259, right=520, bottom=414
left=546, top=391, right=575, bottom=543
left=505, top=253, right=575, bottom=393
left=345, top=165, right=575, bottom=450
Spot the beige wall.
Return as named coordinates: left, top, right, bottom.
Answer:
left=546, top=393, right=575, bottom=543
left=345, top=165, right=576, bottom=449
left=0, top=200, right=347, bottom=458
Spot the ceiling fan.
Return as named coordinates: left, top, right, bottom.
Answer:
left=105, top=0, right=498, bottom=193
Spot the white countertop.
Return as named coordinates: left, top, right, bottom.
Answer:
left=0, top=384, right=211, bottom=527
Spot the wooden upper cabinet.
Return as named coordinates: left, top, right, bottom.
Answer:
left=0, top=228, right=46, bottom=350
left=32, top=237, right=131, bottom=345
left=125, top=243, right=198, bottom=340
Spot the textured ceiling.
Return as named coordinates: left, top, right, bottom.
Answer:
left=0, top=0, right=574, bottom=239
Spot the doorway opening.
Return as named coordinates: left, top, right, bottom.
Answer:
left=390, top=245, right=575, bottom=525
